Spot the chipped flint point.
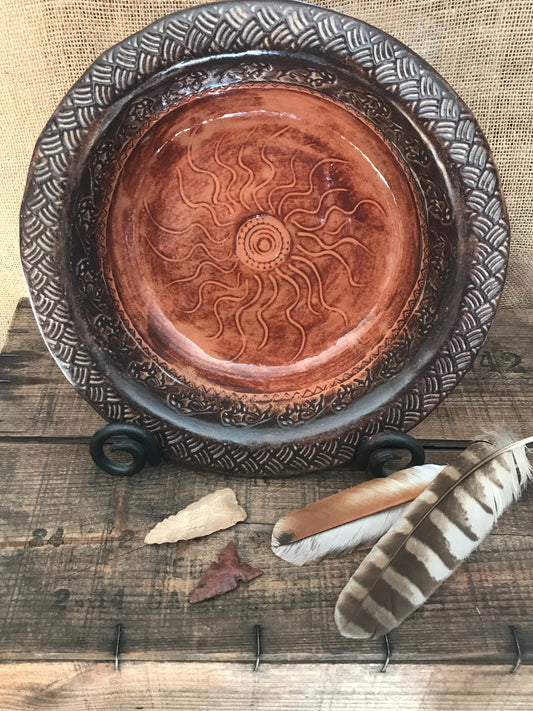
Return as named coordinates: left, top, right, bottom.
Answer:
left=189, top=541, right=262, bottom=603
left=144, top=488, right=247, bottom=544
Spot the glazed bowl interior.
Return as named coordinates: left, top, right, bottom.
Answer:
left=69, top=52, right=463, bottom=446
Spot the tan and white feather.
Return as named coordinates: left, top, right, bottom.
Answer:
left=272, top=464, right=444, bottom=565
left=335, top=433, right=533, bottom=639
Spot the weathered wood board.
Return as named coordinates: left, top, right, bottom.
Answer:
left=1, top=301, right=532, bottom=708
left=1, top=663, right=532, bottom=711
left=2, top=300, right=532, bottom=441
left=0, top=439, right=532, bottom=664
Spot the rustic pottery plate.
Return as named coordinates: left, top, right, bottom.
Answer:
left=21, top=0, right=509, bottom=475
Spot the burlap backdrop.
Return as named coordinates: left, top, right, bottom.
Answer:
left=1, top=0, right=532, bottom=348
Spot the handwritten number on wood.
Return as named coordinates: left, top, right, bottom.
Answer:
left=480, top=350, right=525, bottom=374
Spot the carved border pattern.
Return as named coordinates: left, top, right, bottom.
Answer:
left=75, top=64, right=446, bottom=428
left=20, top=1, right=509, bottom=475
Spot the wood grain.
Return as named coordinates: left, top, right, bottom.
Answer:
left=1, top=301, right=532, bottom=440
left=0, top=300, right=104, bottom=437
left=0, top=438, right=532, bottom=664
left=1, top=663, right=532, bottom=711
left=0, top=301, right=532, bottom=693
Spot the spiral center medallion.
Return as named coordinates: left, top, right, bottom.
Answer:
left=107, top=83, right=423, bottom=386
left=236, top=215, right=291, bottom=271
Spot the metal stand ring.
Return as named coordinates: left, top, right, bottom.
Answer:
left=355, top=432, right=426, bottom=477
left=90, top=423, right=162, bottom=476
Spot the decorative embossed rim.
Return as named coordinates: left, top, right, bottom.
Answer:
left=20, top=0, right=509, bottom=475
left=86, top=69, right=437, bottom=417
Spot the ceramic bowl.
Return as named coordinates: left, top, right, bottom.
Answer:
left=20, top=1, right=509, bottom=475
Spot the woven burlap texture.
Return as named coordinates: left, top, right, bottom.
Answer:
left=1, top=0, right=532, bottom=348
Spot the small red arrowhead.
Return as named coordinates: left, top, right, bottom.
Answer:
left=189, top=541, right=262, bottom=603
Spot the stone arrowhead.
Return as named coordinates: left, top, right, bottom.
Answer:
left=144, top=488, right=247, bottom=544
left=189, top=541, right=262, bottom=603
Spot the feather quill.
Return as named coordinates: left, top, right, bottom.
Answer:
left=335, top=433, right=533, bottom=639
left=272, top=464, right=444, bottom=565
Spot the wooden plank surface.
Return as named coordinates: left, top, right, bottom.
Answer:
left=0, top=441, right=532, bottom=664
left=1, top=300, right=532, bottom=440
left=0, top=301, right=532, bottom=677
left=1, top=663, right=532, bottom=711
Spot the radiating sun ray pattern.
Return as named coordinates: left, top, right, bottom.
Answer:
left=141, top=125, right=385, bottom=364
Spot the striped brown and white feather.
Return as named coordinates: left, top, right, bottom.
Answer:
left=335, top=434, right=533, bottom=639
left=272, top=464, right=444, bottom=565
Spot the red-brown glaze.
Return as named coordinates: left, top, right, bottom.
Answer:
left=106, top=84, right=424, bottom=395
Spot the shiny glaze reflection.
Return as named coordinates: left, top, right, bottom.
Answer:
left=106, top=84, right=424, bottom=394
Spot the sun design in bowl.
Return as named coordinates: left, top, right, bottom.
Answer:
left=106, top=84, right=421, bottom=392
left=141, top=125, right=384, bottom=364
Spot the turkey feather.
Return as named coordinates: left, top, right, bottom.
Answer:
left=335, top=433, right=533, bottom=639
